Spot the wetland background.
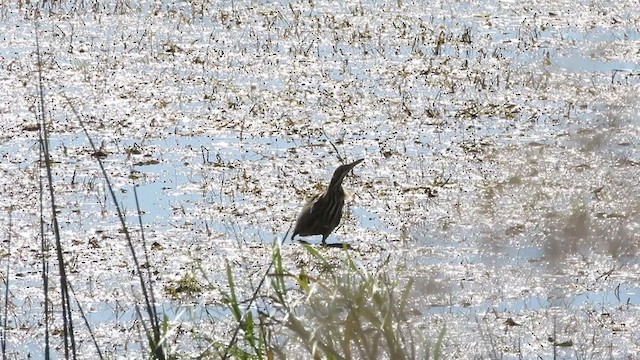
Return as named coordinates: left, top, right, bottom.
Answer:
left=1, top=0, right=639, bottom=358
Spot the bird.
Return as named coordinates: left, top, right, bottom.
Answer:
left=292, top=158, right=364, bottom=245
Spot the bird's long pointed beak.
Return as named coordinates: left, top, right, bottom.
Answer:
left=347, top=158, right=364, bottom=169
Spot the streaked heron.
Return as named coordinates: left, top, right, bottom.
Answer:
left=292, top=158, right=364, bottom=244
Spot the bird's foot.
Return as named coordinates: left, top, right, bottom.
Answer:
left=322, top=242, right=351, bottom=250
left=297, top=240, right=351, bottom=249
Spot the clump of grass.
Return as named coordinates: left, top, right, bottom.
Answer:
left=220, top=242, right=444, bottom=359
left=283, top=246, right=443, bottom=359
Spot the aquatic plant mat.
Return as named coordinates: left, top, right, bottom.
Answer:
left=1, top=0, right=639, bottom=358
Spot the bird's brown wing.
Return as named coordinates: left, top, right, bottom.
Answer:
left=306, top=193, right=323, bottom=213
left=293, top=193, right=323, bottom=237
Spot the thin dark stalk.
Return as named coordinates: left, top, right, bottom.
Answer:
left=133, top=185, right=161, bottom=342
left=63, top=98, right=164, bottom=360
left=320, top=127, right=344, bottom=163
left=36, top=92, right=51, bottom=360
left=133, top=304, right=153, bottom=350
left=35, top=23, right=77, bottom=360
left=68, top=283, right=104, bottom=359
left=1, top=207, right=12, bottom=357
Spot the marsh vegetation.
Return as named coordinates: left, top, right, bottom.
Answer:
left=1, top=0, right=639, bottom=358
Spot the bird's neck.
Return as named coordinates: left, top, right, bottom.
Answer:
left=327, top=181, right=344, bottom=195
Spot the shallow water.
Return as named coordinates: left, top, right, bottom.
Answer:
left=1, top=0, right=639, bottom=358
